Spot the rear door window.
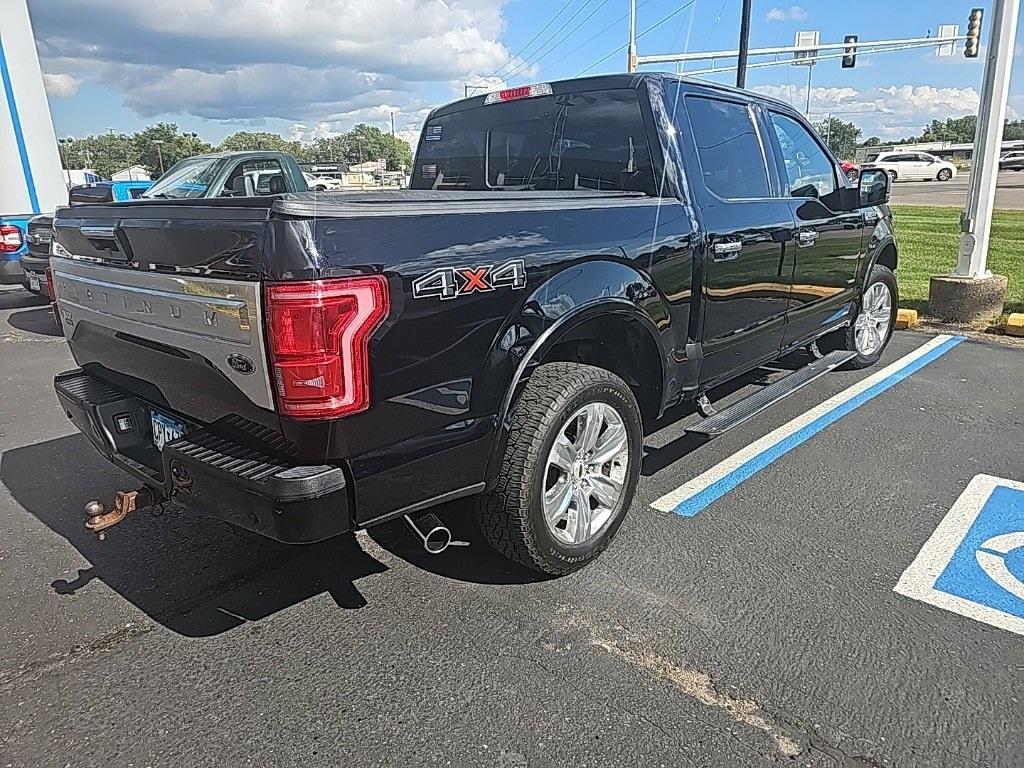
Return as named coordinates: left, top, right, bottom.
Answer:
left=412, top=89, right=657, bottom=195
left=684, top=96, right=771, bottom=200
left=768, top=112, right=837, bottom=199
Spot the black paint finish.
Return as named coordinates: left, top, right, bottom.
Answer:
left=50, top=73, right=895, bottom=533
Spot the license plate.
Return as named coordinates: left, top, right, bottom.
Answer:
left=151, top=410, right=187, bottom=450
left=28, top=273, right=40, bottom=292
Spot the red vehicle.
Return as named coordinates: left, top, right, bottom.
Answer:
left=841, top=161, right=860, bottom=182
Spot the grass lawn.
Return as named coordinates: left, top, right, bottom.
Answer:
left=891, top=205, right=1024, bottom=316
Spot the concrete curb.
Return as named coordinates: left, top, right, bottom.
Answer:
left=1006, top=313, right=1024, bottom=338
left=895, top=308, right=920, bottom=330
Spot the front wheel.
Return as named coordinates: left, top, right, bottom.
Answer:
left=937, top=168, right=953, bottom=181
left=478, top=362, right=642, bottom=576
left=822, top=265, right=898, bottom=370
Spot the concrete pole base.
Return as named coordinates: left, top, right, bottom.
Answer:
left=927, top=274, right=1008, bottom=324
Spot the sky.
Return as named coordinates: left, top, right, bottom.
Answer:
left=28, top=0, right=1024, bottom=147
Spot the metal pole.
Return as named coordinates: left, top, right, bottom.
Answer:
left=390, top=112, right=396, bottom=138
left=804, top=63, right=813, bottom=115
left=736, top=0, right=753, bottom=88
left=956, top=0, right=1019, bottom=278
left=627, top=0, right=637, bottom=73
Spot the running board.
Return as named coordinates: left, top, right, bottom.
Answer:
left=687, top=350, right=857, bottom=437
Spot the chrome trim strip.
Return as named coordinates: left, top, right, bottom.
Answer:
left=52, top=259, right=275, bottom=411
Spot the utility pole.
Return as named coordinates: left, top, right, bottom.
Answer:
left=736, top=0, right=753, bottom=88
left=956, top=0, right=1017, bottom=278
left=928, top=1, right=1019, bottom=323
left=390, top=112, right=396, bottom=138
left=627, top=0, right=637, bottom=73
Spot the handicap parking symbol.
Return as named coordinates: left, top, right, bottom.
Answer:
left=896, top=474, right=1024, bottom=636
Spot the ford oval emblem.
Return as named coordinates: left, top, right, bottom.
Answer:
left=227, top=354, right=256, bottom=375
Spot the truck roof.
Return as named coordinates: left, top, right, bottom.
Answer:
left=431, top=72, right=793, bottom=118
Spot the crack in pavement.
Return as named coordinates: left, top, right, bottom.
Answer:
left=592, top=636, right=803, bottom=760
left=0, top=621, right=155, bottom=691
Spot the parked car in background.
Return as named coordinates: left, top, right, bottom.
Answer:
left=999, top=151, right=1024, bottom=171
left=142, top=151, right=308, bottom=199
left=303, top=172, right=344, bottom=191
left=22, top=181, right=153, bottom=298
left=0, top=213, right=32, bottom=285
left=861, top=151, right=957, bottom=182
left=841, top=161, right=859, bottom=182
left=67, top=180, right=153, bottom=204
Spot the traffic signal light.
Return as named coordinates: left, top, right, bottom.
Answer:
left=842, top=35, right=858, bottom=68
left=965, top=8, right=983, bottom=58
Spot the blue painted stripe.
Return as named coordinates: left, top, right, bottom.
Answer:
left=0, top=35, right=40, bottom=214
left=672, top=335, right=966, bottom=517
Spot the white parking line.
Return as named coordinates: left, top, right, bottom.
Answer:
left=651, top=334, right=965, bottom=517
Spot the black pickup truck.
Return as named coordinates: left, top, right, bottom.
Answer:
left=50, top=74, right=897, bottom=575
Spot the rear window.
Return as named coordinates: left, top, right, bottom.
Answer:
left=412, top=89, right=657, bottom=195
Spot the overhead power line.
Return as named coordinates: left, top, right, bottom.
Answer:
left=504, top=0, right=612, bottom=82
left=576, top=0, right=697, bottom=76
left=538, top=0, right=658, bottom=77
left=484, top=1, right=575, bottom=80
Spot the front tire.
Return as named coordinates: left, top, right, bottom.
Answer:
left=937, top=168, right=953, bottom=181
left=478, top=362, right=642, bottom=576
left=822, top=265, right=898, bottom=370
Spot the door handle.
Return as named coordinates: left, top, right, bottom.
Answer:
left=797, top=230, right=819, bottom=248
left=712, top=241, right=742, bottom=261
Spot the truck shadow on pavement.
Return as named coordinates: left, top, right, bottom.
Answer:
left=0, top=288, right=48, bottom=312
left=7, top=307, right=63, bottom=337
left=1, top=434, right=391, bottom=638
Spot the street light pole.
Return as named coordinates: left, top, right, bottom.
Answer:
left=627, top=0, right=637, bottom=72
left=956, top=0, right=1019, bottom=278
left=736, top=0, right=753, bottom=88
left=153, top=140, right=166, bottom=175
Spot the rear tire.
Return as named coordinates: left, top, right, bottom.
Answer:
left=821, top=265, right=898, bottom=370
left=887, top=170, right=898, bottom=183
left=478, top=362, right=642, bottom=576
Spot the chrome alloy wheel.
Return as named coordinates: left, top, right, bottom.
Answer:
left=542, top=402, right=629, bottom=546
left=853, top=281, right=893, bottom=356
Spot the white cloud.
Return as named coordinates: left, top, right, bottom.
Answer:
left=29, top=0, right=513, bottom=132
left=42, top=72, right=80, bottom=98
left=754, top=83, right=983, bottom=139
left=765, top=6, right=808, bottom=22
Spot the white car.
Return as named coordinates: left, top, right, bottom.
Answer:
left=302, top=173, right=343, bottom=191
left=862, top=151, right=957, bottom=182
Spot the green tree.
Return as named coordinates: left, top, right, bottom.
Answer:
left=218, top=131, right=303, bottom=156
left=920, top=115, right=977, bottom=143
left=339, top=124, right=412, bottom=171
left=1003, top=120, right=1024, bottom=142
left=860, top=136, right=881, bottom=147
left=813, top=117, right=861, bottom=161
left=132, top=123, right=212, bottom=178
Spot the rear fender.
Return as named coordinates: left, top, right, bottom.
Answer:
left=481, top=259, right=670, bottom=486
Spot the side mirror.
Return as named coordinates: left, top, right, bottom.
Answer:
left=858, top=168, right=890, bottom=207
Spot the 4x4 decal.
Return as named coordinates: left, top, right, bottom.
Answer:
left=413, top=259, right=527, bottom=301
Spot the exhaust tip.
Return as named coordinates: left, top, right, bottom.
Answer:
left=403, top=512, right=454, bottom=554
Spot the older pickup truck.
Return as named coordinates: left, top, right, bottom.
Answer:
left=50, top=74, right=897, bottom=575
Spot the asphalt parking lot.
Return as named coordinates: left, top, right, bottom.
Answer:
left=1, top=284, right=1022, bottom=767
left=889, top=170, right=1024, bottom=209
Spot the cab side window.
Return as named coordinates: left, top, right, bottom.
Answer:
left=685, top=96, right=771, bottom=200
left=769, top=112, right=837, bottom=199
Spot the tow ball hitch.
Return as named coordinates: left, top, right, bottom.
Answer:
left=84, top=487, right=158, bottom=540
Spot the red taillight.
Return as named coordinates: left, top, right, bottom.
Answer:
left=483, top=83, right=553, bottom=104
left=46, top=267, right=61, bottom=327
left=0, top=224, right=23, bottom=253
left=265, top=276, right=389, bottom=420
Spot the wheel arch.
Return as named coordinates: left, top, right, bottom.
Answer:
left=481, top=261, right=671, bottom=487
